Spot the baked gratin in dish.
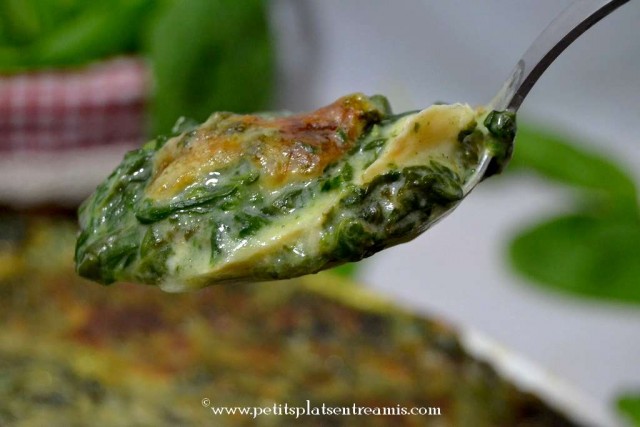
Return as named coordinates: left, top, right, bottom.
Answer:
left=0, top=211, right=579, bottom=426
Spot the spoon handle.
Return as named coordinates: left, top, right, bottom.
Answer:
left=491, top=0, right=630, bottom=112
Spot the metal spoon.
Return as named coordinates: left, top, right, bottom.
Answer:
left=464, top=0, right=630, bottom=196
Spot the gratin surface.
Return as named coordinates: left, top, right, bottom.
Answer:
left=2, top=215, right=577, bottom=426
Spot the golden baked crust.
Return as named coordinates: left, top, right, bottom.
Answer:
left=148, top=93, right=384, bottom=198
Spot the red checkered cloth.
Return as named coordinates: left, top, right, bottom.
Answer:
left=0, top=57, right=149, bottom=152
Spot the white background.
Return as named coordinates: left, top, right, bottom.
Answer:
left=271, top=1, right=640, bottom=425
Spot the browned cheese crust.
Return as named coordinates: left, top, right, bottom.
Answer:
left=148, top=94, right=384, bottom=199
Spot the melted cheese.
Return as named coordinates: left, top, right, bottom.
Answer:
left=361, top=104, right=479, bottom=183
left=162, top=193, right=343, bottom=291
left=158, top=103, right=487, bottom=291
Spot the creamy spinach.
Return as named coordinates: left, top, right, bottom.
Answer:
left=76, top=94, right=514, bottom=291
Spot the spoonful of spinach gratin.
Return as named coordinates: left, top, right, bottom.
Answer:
left=76, top=95, right=512, bottom=291
left=75, top=0, right=629, bottom=291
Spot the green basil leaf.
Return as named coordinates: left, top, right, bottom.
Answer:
left=510, top=126, right=637, bottom=204
left=509, top=214, right=640, bottom=304
left=617, top=393, right=640, bottom=427
left=146, top=0, right=274, bottom=134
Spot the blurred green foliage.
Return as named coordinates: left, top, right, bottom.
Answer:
left=509, top=126, right=638, bottom=218
left=329, top=263, right=359, bottom=280
left=618, top=394, right=640, bottom=427
left=147, top=0, right=273, bottom=134
left=507, top=126, right=640, bottom=305
left=0, top=0, right=153, bottom=70
left=0, top=0, right=274, bottom=134
left=507, top=126, right=640, bottom=423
